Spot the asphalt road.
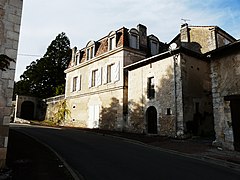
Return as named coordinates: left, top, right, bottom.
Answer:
left=11, top=124, right=240, bottom=180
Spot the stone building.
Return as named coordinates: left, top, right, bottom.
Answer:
left=64, top=23, right=240, bottom=150
left=64, top=24, right=166, bottom=130
left=207, top=40, right=240, bottom=151
left=0, top=0, right=23, bottom=168
left=125, top=24, right=236, bottom=138
left=15, top=23, right=239, bottom=151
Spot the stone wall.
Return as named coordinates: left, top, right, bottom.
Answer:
left=15, top=95, right=42, bottom=121
left=181, top=54, right=214, bottom=136
left=127, top=55, right=177, bottom=136
left=211, top=50, right=240, bottom=150
left=0, top=0, right=23, bottom=168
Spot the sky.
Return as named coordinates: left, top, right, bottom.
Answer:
left=15, top=0, right=240, bottom=81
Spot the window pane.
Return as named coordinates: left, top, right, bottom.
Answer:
left=130, top=34, right=138, bottom=49
left=147, top=77, right=155, bottom=99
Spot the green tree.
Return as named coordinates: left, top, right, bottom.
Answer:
left=0, top=54, right=14, bottom=71
left=15, top=32, right=71, bottom=98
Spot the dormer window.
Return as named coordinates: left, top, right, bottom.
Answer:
left=129, top=28, right=139, bottom=49
left=108, top=31, right=116, bottom=51
left=75, top=50, right=80, bottom=65
left=86, top=41, right=95, bottom=60
left=148, top=35, right=159, bottom=56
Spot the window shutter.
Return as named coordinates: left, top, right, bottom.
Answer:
left=97, top=68, right=102, bottom=86
left=88, top=71, right=92, bottom=88
left=78, top=75, right=81, bottom=91
left=102, top=65, right=107, bottom=84
left=114, top=61, right=120, bottom=82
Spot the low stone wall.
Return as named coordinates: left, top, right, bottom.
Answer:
left=44, top=94, right=65, bottom=122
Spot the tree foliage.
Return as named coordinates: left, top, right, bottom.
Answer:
left=15, top=32, right=71, bottom=98
left=0, top=54, right=14, bottom=71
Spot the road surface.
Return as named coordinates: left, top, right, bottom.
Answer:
left=11, top=124, right=240, bottom=180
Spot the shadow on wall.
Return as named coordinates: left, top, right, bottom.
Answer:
left=99, top=97, right=122, bottom=130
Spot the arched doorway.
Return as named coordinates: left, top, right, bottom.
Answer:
left=146, top=106, right=158, bottom=134
left=20, top=101, right=34, bottom=120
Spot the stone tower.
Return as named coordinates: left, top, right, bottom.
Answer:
left=0, top=0, right=23, bottom=168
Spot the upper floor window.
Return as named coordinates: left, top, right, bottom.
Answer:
left=147, top=77, right=155, bottom=99
left=86, top=41, right=95, bottom=60
left=89, top=68, right=102, bottom=88
left=129, top=28, right=139, bottom=49
left=91, top=69, right=98, bottom=87
left=72, top=76, right=78, bottom=92
left=103, top=61, right=120, bottom=84
left=75, top=51, right=81, bottom=65
left=107, top=63, right=114, bottom=83
left=108, top=31, right=116, bottom=51
left=72, top=75, right=81, bottom=92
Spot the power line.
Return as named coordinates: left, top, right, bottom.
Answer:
left=18, top=53, right=42, bottom=57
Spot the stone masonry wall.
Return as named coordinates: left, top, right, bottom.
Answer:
left=127, top=55, right=177, bottom=136
left=211, top=51, right=240, bottom=150
left=0, top=0, right=23, bottom=168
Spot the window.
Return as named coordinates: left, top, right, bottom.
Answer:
left=86, top=47, right=94, bottom=60
left=109, top=37, right=115, bottom=51
left=72, top=76, right=78, bottom=92
left=151, top=41, right=158, bottom=55
left=91, top=69, right=98, bottom=87
left=147, top=77, right=155, bottom=99
left=130, top=34, right=138, bottom=49
left=129, top=28, right=139, bottom=49
left=89, top=68, right=102, bottom=88
left=166, top=108, right=172, bottom=115
left=86, top=41, right=95, bottom=60
left=149, top=35, right=160, bottom=55
left=103, top=61, right=120, bottom=84
left=107, top=64, right=114, bottom=83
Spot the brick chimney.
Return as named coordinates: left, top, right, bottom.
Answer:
left=180, top=23, right=190, bottom=43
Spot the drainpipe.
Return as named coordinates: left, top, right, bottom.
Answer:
left=173, top=53, right=179, bottom=137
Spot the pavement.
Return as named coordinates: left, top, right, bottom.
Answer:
left=3, top=124, right=240, bottom=179
left=4, top=129, right=74, bottom=180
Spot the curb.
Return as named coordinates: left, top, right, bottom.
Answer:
left=11, top=128, right=85, bottom=180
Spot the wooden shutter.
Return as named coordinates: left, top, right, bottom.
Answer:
left=113, top=61, right=120, bottom=82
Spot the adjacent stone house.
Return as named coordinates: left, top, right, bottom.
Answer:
left=64, top=24, right=165, bottom=130
left=0, top=0, right=23, bottom=168
left=207, top=40, right=240, bottom=151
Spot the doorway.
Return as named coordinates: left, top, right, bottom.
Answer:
left=230, top=99, right=240, bottom=151
left=20, top=101, right=34, bottom=120
left=146, top=106, right=158, bottom=134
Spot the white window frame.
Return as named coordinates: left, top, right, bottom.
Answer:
left=89, top=68, right=102, bottom=88
left=107, top=63, right=114, bottom=83
left=72, top=76, right=78, bottom=92
left=86, top=41, right=95, bottom=60
left=108, top=31, right=116, bottom=51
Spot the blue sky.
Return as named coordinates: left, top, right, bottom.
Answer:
left=15, top=0, right=240, bottom=81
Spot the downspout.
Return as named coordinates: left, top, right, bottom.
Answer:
left=173, top=53, right=179, bottom=137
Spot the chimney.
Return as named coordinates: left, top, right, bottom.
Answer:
left=137, top=24, right=147, bottom=50
left=71, top=47, right=77, bottom=62
left=180, top=23, right=190, bottom=43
